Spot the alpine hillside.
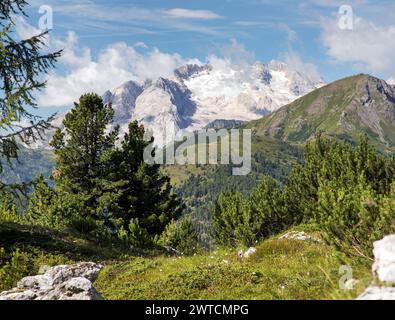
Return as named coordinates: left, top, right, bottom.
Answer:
left=248, top=74, right=395, bottom=153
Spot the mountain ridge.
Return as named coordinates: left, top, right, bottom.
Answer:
left=247, top=74, right=395, bottom=152
left=26, top=59, right=324, bottom=149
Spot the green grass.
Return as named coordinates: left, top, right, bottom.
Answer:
left=0, top=223, right=372, bottom=299
left=95, top=230, right=372, bottom=300
left=0, top=222, right=133, bottom=262
left=0, top=222, right=135, bottom=291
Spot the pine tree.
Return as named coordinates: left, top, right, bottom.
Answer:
left=26, top=174, right=59, bottom=227
left=212, top=191, right=248, bottom=246
left=0, top=191, right=18, bottom=222
left=110, top=121, right=182, bottom=237
left=157, top=217, right=199, bottom=255
left=50, top=93, right=120, bottom=226
left=0, top=0, right=61, bottom=195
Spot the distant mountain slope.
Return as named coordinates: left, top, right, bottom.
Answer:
left=0, top=146, right=54, bottom=184
left=248, top=74, right=395, bottom=152
left=205, top=119, right=246, bottom=129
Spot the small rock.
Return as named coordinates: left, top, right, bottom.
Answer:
left=238, top=247, right=257, bottom=259
left=279, top=231, right=320, bottom=243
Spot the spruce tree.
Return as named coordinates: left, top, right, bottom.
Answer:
left=0, top=0, right=61, bottom=195
left=50, top=93, right=120, bottom=225
left=110, top=121, right=182, bottom=237
left=26, top=174, right=58, bottom=227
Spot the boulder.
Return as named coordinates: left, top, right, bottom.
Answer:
left=358, top=235, right=395, bottom=300
left=372, top=234, right=395, bottom=283
left=0, top=262, right=102, bottom=300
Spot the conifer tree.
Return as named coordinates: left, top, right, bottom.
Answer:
left=26, top=174, right=58, bottom=227
left=0, top=0, right=61, bottom=195
left=50, top=93, right=120, bottom=225
left=110, top=121, right=182, bottom=237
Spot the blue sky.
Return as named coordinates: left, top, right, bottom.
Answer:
left=16, top=0, right=395, bottom=113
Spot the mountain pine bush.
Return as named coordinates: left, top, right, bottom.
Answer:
left=213, top=134, right=395, bottom=257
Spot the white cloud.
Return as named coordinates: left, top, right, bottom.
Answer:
left=36, top=34, right=324, bottom=107
left=36, top=32, right=200, bottom=107
left=280, top=50, right=324, bottom=84
left=28, top=1, right=224, bottom=36
left=165, top=8, right=222, bottom=20
left=387, top=77, right=395, bottom=86
left=134, top=41, right=148, bottom=49
left=218, top=39, right=256, bottom=67
left=12, top=14, right=44, bottom=40
left=321, top=15, right=395, bottom=78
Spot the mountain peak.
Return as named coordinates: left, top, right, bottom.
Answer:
left=28, top=58, right=325, bottom=149
left=252, top=74, right=395, bottom=152
left=174, top=64, right=212, bottom=80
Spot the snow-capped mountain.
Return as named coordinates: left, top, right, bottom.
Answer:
left=105, top=60, right=323, bottom=146
left=29, top=60, right=325, bottom=148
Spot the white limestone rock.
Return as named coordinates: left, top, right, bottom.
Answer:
left=238, top=247, right=257, bottom=259
left=358, top=286, right=395, bottom=300
left=372, top=234, right=395, bottom=283
left=358, top=235, right=395, bottom=300
left=0, top=262, right=102, bottom=300
left=279, top=231, right=320, bottom=243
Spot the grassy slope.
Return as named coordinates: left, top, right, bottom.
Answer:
left=247, top=74, right=395, bottom=153
left=0, top=223, right=372, bottom=300
left=0, top=222, right=131, bottom=262
left=95, top=228, right=371, bottom=300
left=0, top=222, right=135, bottom=291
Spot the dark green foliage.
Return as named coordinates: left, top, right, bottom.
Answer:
left=0, top=192, right=18, bottom=222
left=212, top=191, right=249, bottom=246
left=50, top=93, right=122, bottom=233
left=25, top=174, right=58, bottom=227
left=175, top=139, right=301, bottom=246
left=0, top=0, right=61, bottom=195
left=213, top=177, right=291, bottom=247
left=43, top=94, right=181, bottom=247
left=157, top=217, right=199, bottom=255
left=213, top=134, right=395, bottom=257
left=0, top=248, right=30, bottom=291
left=0, top=0, right=27, bottom=20
left=109, top=121, right=182, bottom=237
left=127, top=218, right=153, bottom=248
left=316, top=177, right=395, bottom=258
left=286, top=134, right=394, bottom=224
left=50, top=93, right=119, bottom=196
